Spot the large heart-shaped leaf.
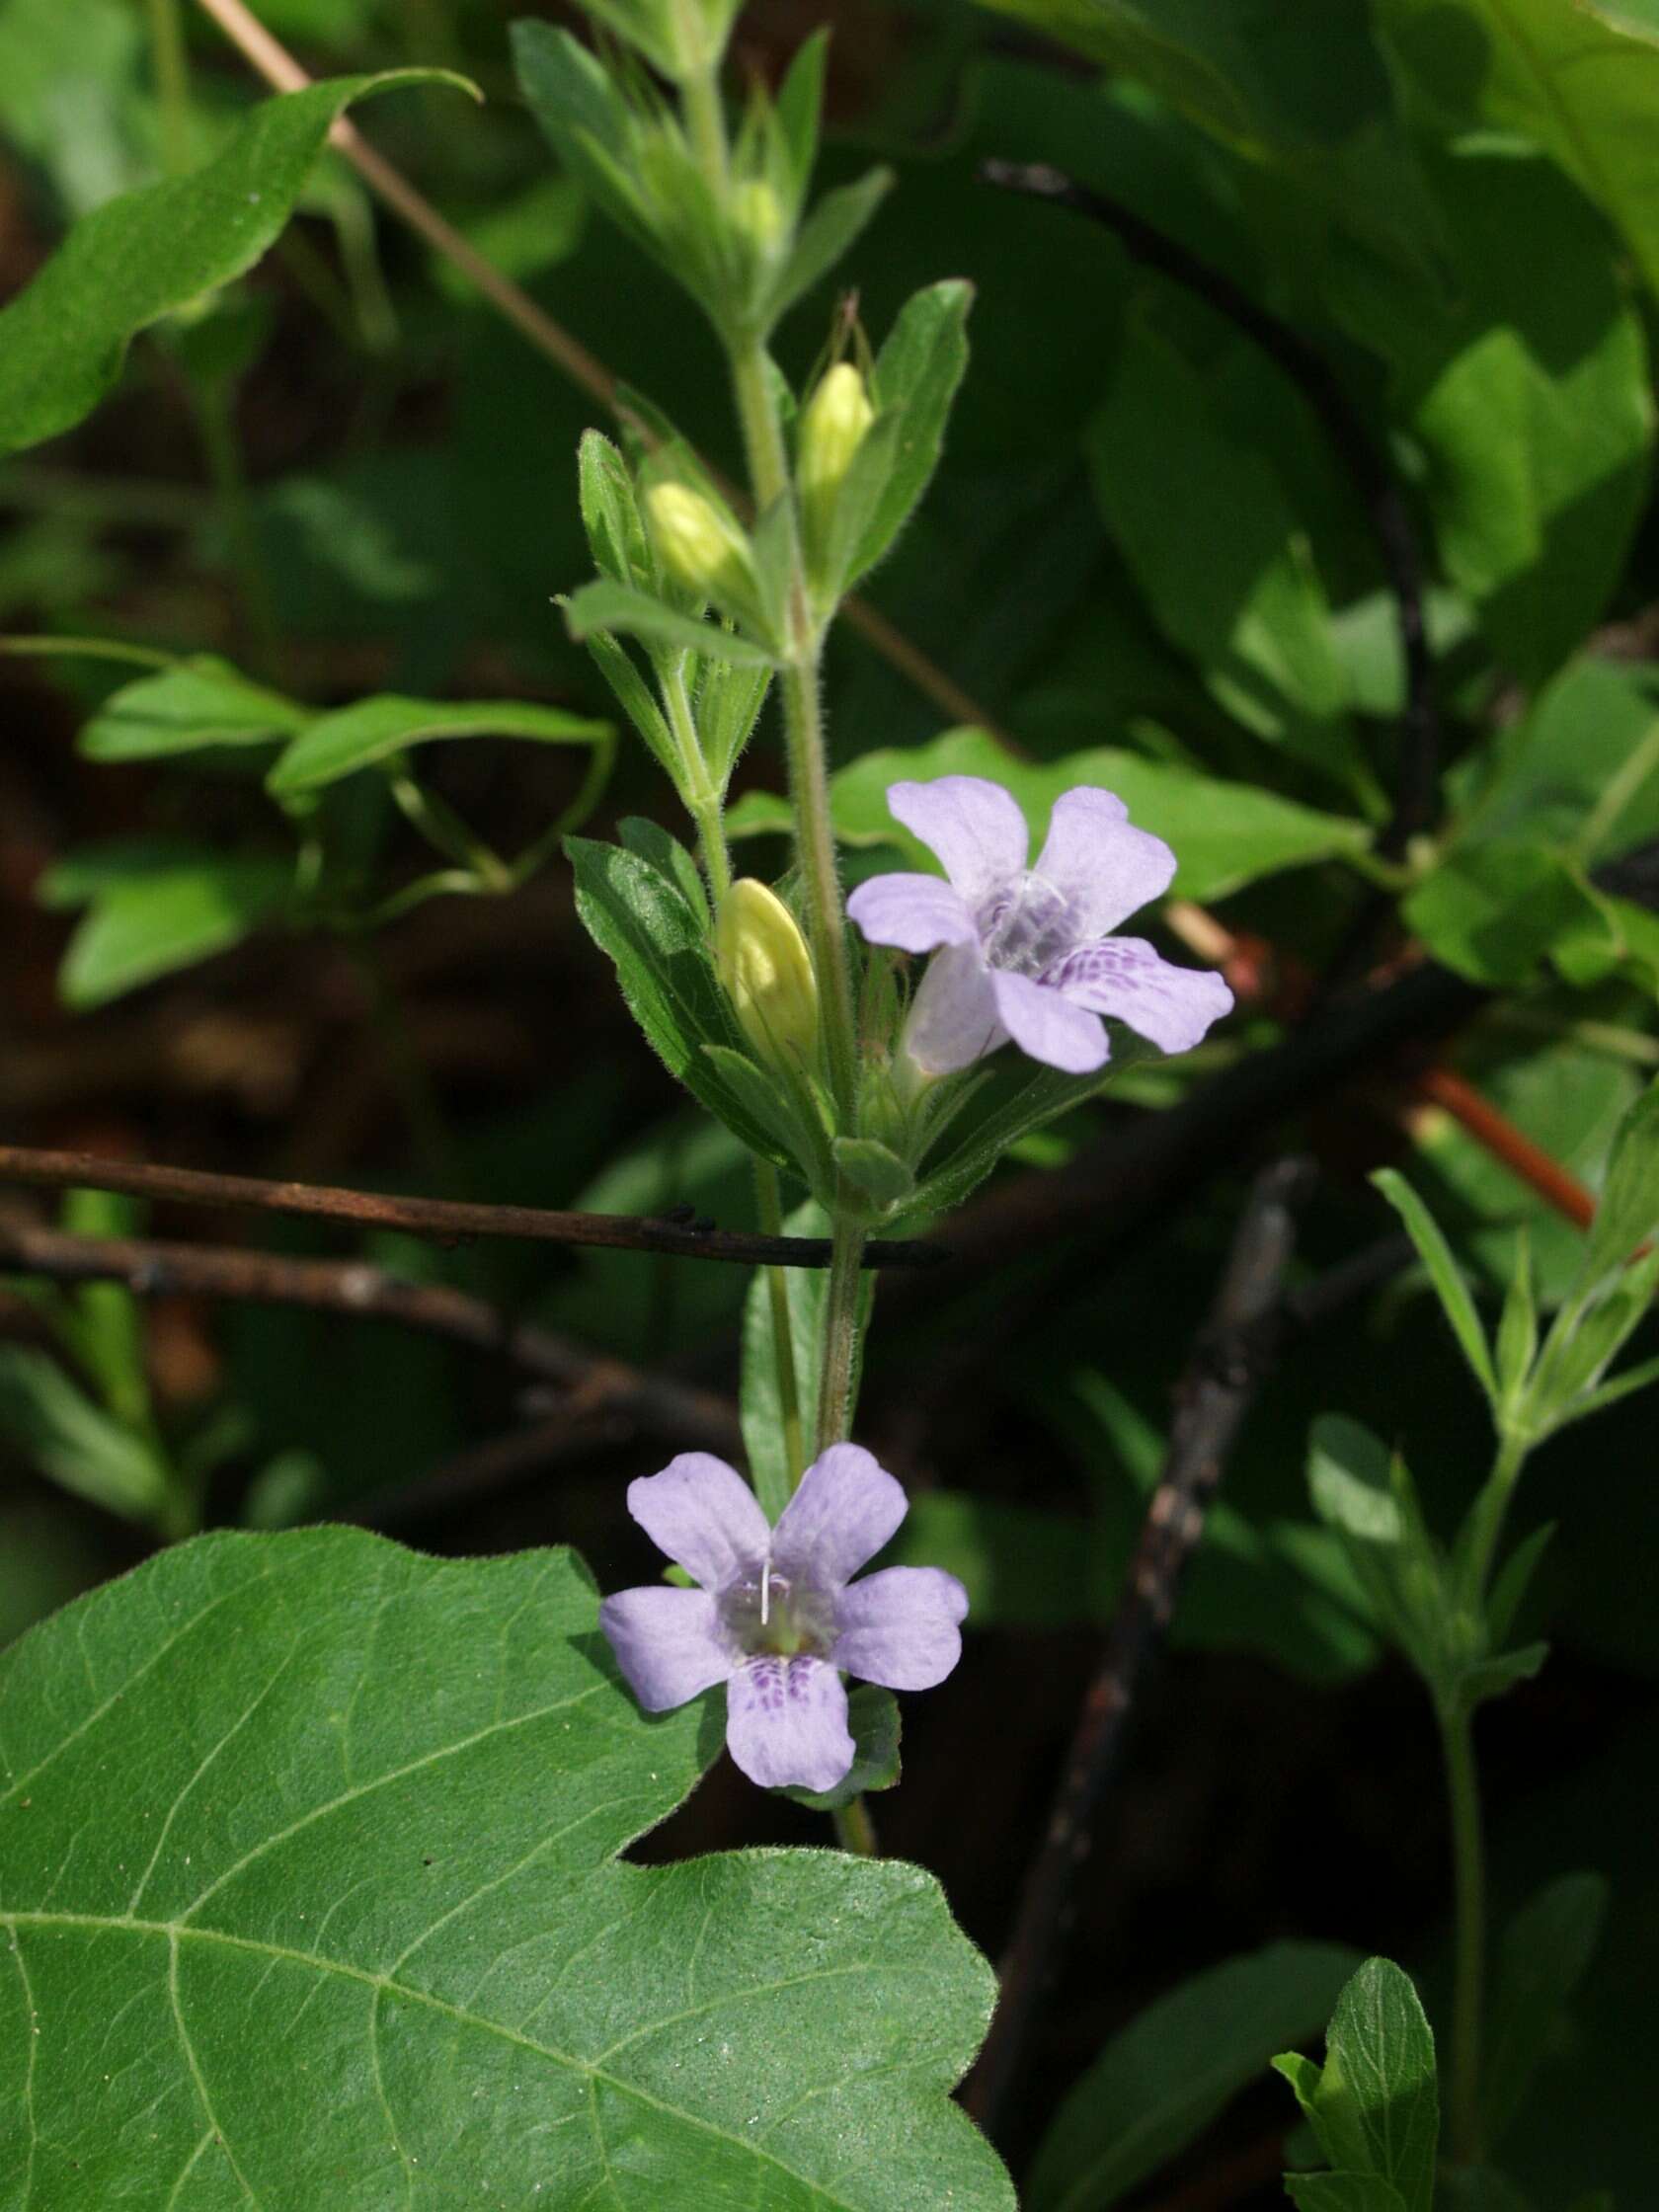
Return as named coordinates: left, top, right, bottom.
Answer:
left=0, top=73, right=474, bottom=458
left=0, top=1529, right=1010, bottom=2207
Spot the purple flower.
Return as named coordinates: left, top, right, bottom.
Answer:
left=846, top=775, right=1234, bottom=1076
left=599, top=1445, right=967, bottom=1793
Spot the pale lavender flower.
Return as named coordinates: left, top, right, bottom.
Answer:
left=599, top=1445, right=966, bottom=1792
left=846, top=775, right=1234, bottom=1076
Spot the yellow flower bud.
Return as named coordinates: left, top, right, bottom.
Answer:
left=799, top=363, right=876, bottom=585
left=645, top=482, right=751, bottom=602
left=800, top=363, right=876, bottom=506
left=717, top=878, right=820, bottom=1075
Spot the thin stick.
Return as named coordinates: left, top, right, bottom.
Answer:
left=0, top=1217, right=743, bottom=1456
left=982, top=160, right=1438, bottom=861
left=1414, top=1066, right=1595, bottom=1227
left=964, top=1156, right=1316, bottom=2132
left=0, top=1146, right=941, bottom=1270
left=187, top=0, right=1012, bottom=746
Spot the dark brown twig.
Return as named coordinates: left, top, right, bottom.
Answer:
left=0, top=1146, right=941, bottom=1271
left=0, top=1219, right=743, bottom=1458
left=982, top=159, right=1438, bottom=861
left=964, top=1156, right=1316, bottom=2133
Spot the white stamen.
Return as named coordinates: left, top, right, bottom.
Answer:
left=759, top=1554, right=771, bottom=1627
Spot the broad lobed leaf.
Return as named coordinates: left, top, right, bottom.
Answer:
left=0, top=1528, right=1011, bottom=2209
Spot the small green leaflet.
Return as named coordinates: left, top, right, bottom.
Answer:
left=1027, top=1941, right=1363, bottom=2211
left=78, top=658, right=309, bottom=762
left=726, top=726, right=1371, bottom=903
left=1274, top=1957, right=1439, bottom=2212
left=0, top=1529, right=1012, bottom=2208
left=38, top=840, right=293, bottom=1009
left=268, top=693, right=611, bottom=796
left=0, top=73, right=476, bottom=457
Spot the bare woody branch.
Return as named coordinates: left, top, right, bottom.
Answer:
left=0, top=1146, right=942, bottom=1270
left=964, top=1155, right=1317, bottom=2134
left=0, top=1217, right=743, bottom=1460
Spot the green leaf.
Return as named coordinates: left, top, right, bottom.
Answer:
left=1372, top=1170, right=1497, bottom=1400
left=909, top=1058, right=1135, bottom=1221
left=971, top=0, right=1444, bottom=281
left=77, top=657, right=309, bottom=762
left=1457, top=660, right=1659, bottom=865
left=1493, top=1231, right=1538, bottom=1409
left=268, top=694, right=609, bottom=797
left=728, top=727, right=1371, bottom=904
left=1580, top=1075, right=1659, bottom=1289
left=1285, top=2177, right=1407, bottom=2212
left=0, top=1347, right=170, bottom=1524
left=831, top=1136, right=914, bottom=1215
left=0, top=73, right=475, bottom=458
left=562, top=579, right=778, bottom=667
left=1332, top=144, right=1651, bottom=688
left=1484, top=1522, right=1554, bottom=1648
left=1484, top=1872, right=1610, bottom=2148
left=1403, top=840, right=1611, bottom=988
left=785, top=1685, right=902, bottom=1812
left=1305, top=1418, right=1448, bottom=1687
left=853, top=281, right=974, bottom=582
left=1087, top=311, right=1364, bottom=792
left=40, top=842, right=293, bottom=1008
left=1378, top=0, right=1659, bottom=299
left=584, top=628, right=682, bottom=785
left=565, top=835, right=785, bottom=1160
left=1028, top=1942, right=1363, bottom=2212
left=769, top=167, right=895, bottom=324
left=1274, top=1957, right=1438, bottom=2212
left=577, top=427, right=657, bottom=592
left=0, top=1529, right=1012, bottom=2206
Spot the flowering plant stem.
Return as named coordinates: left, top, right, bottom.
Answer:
left=1438, top=1699, right=1486, bottom=2167
left=1439, top=1426, right=1531, bottom=2169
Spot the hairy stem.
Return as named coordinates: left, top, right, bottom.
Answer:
left=816, top=1216, right=870, bottom=1452
left=1438, top=1702, right=1487, bottom=2165
left=753, top=1164, right=808, bottom=1493
left=1461, top=1428, right=1532, bottom=1609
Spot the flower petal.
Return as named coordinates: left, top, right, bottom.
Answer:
left=1050, top=936, right=1234, bottom=1055
left=888, top=776, right=1028, bottom=911
left=771, top=1443, right=908, bottom=1590
left=726, top=1654, right=854, bottom=1792
left=1033, top=787, right=1177, bottom=939
left=832, top=1566, right=968, bottom=1692
left=599, top=1586, right=733, bottom=1711
left=625, top=1453, right=769, bottom=1593
left=846, top=871, right=977, bottom=954
left=903, top=942, right=1006, bottom=1074
left=990, top=969, right=1109, bottom=1073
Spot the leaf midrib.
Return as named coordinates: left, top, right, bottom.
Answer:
left=3, top=1908, right=873, bottom=2210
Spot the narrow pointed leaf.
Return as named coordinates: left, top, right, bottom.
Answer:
left=0, top=73, right=475, bottom=457
left=1373, top=1170, right=1497, bottom=1400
